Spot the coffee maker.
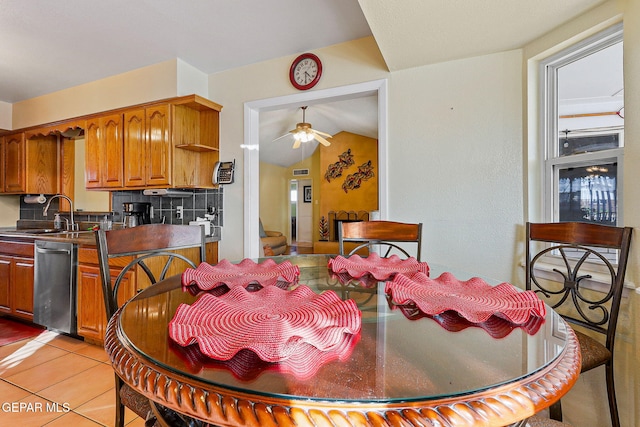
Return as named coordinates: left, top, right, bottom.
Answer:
left=122, top=202, right=152, bottom=227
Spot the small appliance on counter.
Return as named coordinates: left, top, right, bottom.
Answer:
left=123, top=202, right=152, bottom=227
left=189, top=218, right=212, bottom=236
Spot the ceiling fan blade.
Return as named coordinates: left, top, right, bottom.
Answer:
left=292, top=138, right=302, bottom=149
left=314, top=133, right=332, bottom=147
left=272, top=133, right=291, bottom=142
left=313, top=129, right=332, bottom=138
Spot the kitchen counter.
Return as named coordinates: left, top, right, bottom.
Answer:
left=0, top=228, right=97, bottom=245
left=0, top=227, right=221, bottom=246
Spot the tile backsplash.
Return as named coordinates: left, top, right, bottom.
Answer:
left=20, top=188, right=223, bottom=227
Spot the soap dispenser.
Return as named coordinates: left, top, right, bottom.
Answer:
left=53, top=213, right=63, bottom=230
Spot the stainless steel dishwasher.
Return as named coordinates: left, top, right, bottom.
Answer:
left=34, top=240, right=78, bottom=335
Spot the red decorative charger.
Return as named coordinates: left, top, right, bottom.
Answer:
left=394, top=305, right=545, bottom=338
left=169, top=284, right=362, bottom=363
left=170, top=334, right=360, bottom=381
left=328, top=253, right=430, bottom=281
left=181, top=258, right=300, bottom=293
left=385, top=272, right=546, bottom=325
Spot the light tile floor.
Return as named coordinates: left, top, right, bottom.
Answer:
left=0, top=330, right=145, bottom=427
left=0, top=322, right=627, bottom=427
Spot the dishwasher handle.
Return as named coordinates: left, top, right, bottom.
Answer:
left=36, top=247, right=72, bottom=256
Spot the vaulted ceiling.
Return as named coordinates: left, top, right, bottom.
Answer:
left=1, top=0, right=610, bottom=165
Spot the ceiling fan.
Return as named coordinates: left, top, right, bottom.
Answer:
left=274, top=106, right=332, bottom=149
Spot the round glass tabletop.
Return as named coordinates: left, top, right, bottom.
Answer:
left=117, top=254, right=568, bottom=404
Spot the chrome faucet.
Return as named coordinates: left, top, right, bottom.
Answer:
left=43, top=195, right=77, bottom=231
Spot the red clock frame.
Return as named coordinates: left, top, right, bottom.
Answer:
left=289, top=53, right=323, bottom=90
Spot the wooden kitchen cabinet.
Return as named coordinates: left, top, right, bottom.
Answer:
left=86, top=96, right=220, bottom=190
left=85, top=113, right=124, bottom=189
left=77, top=263, right=134, bottom=343
left=76, top=247, right=135, bottom=343
left=75, top=241, right=215, bottom=344
left=123, top=104, right=171, bottom=188
left=0, top=241, right=35, bottom=321
left=0, top=132, right=57, bottom=194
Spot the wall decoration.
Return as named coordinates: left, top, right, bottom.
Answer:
left=342, top=160, right=375, bottom=193
left=304, top=186, right=312, bottom=203
left=324, top=149, right=354, bottom=182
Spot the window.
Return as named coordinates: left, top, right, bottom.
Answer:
left=541, top=24, right=624, bottom=226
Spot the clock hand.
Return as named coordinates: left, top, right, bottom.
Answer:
left=304, top=71, right=311, bottom=83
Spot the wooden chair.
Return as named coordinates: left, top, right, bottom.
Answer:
left=339, top=220, right=422, bottom=261
left=96, top=224, right=206, bottom=427
left=526, top=222, right=632, bottom=427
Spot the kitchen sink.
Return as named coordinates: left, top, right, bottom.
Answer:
left=13, top=229, right=93, bottom=235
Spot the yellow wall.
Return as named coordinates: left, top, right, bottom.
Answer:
left=0, top=101, right=11, bottom=129
left=11, top=60, right=179, bottom=129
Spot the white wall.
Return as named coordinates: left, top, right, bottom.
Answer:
left=388, top=50, right=524, bottom=281
left=209, top=37, right=523, bottom=281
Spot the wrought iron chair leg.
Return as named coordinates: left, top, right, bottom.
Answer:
left=549, top=400, right=563, bottom=421
left=606, top=361, right=620, bottom=427
left=115, top=374, right=126, bottom=427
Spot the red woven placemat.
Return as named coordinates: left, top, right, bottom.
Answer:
left=169, top=284, right=361, bottom=363
left=385, top=272, right=546, bottom=325
left=181, top=258, right=300, bottom=293
left=328, top=253, right=429, bottom=281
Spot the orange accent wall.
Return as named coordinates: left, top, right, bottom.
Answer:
left=319, top=131, right=378, bottom=239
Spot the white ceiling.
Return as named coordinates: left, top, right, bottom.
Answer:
left=1, top=0, right=613, bottom=166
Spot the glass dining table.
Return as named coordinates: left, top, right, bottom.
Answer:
left=105, top=254, right=581, bottom=427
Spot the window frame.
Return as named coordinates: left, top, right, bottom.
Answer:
left=539, top=23, right=624, bottom=225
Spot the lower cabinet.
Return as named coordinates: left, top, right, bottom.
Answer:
left=76, top=248, right=135, bottom=343
left=76, top=242, right=216, bottom=344
left=0, top=242, right=35, bottom=321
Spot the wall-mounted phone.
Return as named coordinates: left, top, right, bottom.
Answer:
left=213, top=160, right=235, bottom=184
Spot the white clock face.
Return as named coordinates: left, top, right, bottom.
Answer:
left=293, top=58, right=319, bottom=85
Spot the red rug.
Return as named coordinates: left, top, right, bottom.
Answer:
left=0, top=317, right=45, bottom=346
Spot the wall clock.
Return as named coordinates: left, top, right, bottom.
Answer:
left=289, top=53, right=322, bottom=90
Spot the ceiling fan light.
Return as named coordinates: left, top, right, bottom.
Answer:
left=294, top=130, right=315, bottom=143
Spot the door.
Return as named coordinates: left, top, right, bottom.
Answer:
left=297, top=179, right=313, bottom=245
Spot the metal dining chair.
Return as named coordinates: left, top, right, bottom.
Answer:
left=96, top=224, right=207, bottom=427
left=526, top=222, right=632, bottom=427
left=338, top=220, right=423, bottom=261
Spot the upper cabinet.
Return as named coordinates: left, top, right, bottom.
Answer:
left=85, top=113, right=124, bottom=189
left=85, top=95, right=221, bottom=190
left=1, top=95, right=222, bottom=193
left=0, top=132, right=58, bottom=194
left=123, top=104, right=171, bottom=188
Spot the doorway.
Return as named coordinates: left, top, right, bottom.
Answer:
left=243, top=79, right=389, bottom=258
left=291, top=178, right=312, bottom=247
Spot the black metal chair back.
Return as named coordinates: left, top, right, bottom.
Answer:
left=525, top=221, right=632, bottom=427
left=95, top=223, right=206, bottom=427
